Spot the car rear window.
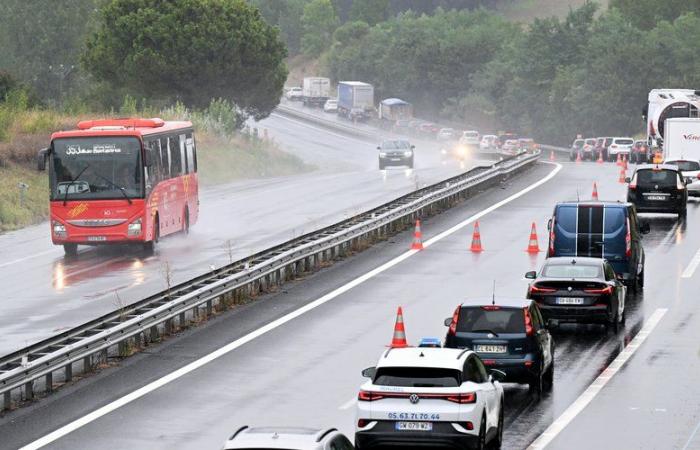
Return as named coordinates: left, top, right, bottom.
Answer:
left=555, top=205, right=577, bottom=233
left=374, top=367, right=461, bottom=387
left=543, top=264, right=601, bottom=278
left=614, top=139, right=634, bottom=145
left=603, top=207, right=626, bottom=234
left=457, top=307, right=525, bottom=334
left=669, top=160, right=700, bottom=171
left=465, top=132, right=478, bottom=137
left=381, top=140, right=410, bottom=149
left=636, top=169, right=677, bottom=187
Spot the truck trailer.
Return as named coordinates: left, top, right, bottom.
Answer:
left=337, top=81, right=374, bottom=121
left=302, top=77, right=331, bottom=107
left=663, top=118, right=700, bottom=162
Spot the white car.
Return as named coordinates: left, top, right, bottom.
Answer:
left=323, top=98, right=338, bottom=113
left=607, top=137, right=634, bottom=162
left=285, top=87, right=303, bottom=101
left=459, top=130, right=480, bottom=146
left=355, top=347, right=504, bottom=449
left=502, top=139, right=520, bottom=154
left=437, top=127, right=455, bottom=141
left=666, top=159, right=700, bottom=197
left=223, top=426, right=353, bottom=449
left=479, top=134, right=498, bottom=152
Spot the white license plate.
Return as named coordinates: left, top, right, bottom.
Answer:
left=395, top=422, right=432, bottom=431
left=475, top=345, right=507, bottom=353
left=87, top=236, right=107, bottom=242
left=646, top=195, right=666, bottom=201
left=557, top=297, right=584, bottom=305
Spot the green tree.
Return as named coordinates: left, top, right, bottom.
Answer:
left=609, top=0, right=700, bottom=29
left=301, top=0, right=340, bottom=56
left=349, top=0, right=389, bottom=26
left=250, top=0, right=308, bottom=55
left=83, top=0, right=287, bottom=120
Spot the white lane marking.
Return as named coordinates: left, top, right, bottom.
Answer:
left=682, top=419, right=700, bottom=450
left=270, top=112, right=370, bottom=144
left=527, top=308, right=668, bottom=449
left=0, top=250, right=56, bottom=269
left=681, top=247, right=700, bottom=278
left=21, top=162, right=562, bottom=450
left=339, top=397, right=357, bottom=410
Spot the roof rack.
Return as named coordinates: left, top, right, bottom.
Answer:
left=77, top=117, right=165, bottom=130
left=316, top=428, right=338, bottom=442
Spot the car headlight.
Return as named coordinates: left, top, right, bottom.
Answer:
left=379, top=152, right=387, bottom=157
left=404, top=150, right=413, bottom=157
left=128, top=218, right=142, bottom=236
left=53, top=221, right=67, bottom=237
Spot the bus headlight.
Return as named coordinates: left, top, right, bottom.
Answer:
left=128, top=218, right=142, bottom=236
left=53, top=221, right=67, bottom=238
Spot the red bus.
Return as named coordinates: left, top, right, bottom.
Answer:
left=38, top=118, right=199, bottom=256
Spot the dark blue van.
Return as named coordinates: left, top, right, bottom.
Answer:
left=547, top=201, right=649, bottom=290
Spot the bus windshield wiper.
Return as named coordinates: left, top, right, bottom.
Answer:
left=62, top=164, right=90, bottom=206
left=92, top=171, right=133, bottom=205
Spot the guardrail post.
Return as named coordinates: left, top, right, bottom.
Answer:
left=101, top=349, right=108, bottom=364
left=65, top=362, right=73, bottom=382
left=25, top=381, right=33, bottom=401
left=45, top=372, right=53, bottom=393
left=179, top=312, right=186, bottom=328
left=4, top=391, right=11, bottom=410
left=83, top=355, right=91, bottom=373
left=206, top=299, right=213, bottom=316
left=165, top=318, right=173, bottom=334
left=150, top=326, right=159, bottom=342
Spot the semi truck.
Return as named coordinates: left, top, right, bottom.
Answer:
left=663, top=118, right=700, bottom=161
left=337, top=81, right=374, bottom=121
left=378, top=98, right=413, bottom=123
left=645, top=89, right=700, bottom=149
left=302, top=77, right=331, bottom=107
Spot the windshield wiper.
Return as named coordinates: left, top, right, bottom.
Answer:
left=92, top=171, right=133, bottom=205
left=470, top=329, right=500, bottom=337
left=62, top=164, right=90, bottom=206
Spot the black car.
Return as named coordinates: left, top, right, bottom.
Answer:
left=443, top=298, right=554, bottom=394
left=626, top=164, right=688, bottom=217
left=525, top=257, right=626, bottom=332
left=377, top=139, right=414, bottom=169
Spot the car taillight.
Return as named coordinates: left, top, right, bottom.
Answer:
left=625, top=218, right=632, bottom=257
left=463, top=421, right=474, bottom=431
left=448, top=306, right=460, bottom=336
left=358, top=419, right=369, bottom=428
left=481, top=305, right=501, bottom=311
left=584, top=286, right=613, bottom=294
left=611, top=144, right=618, bottom=148
left=548, top=218, right=556, bottom=256
left=524, top=308, right=534, bottom=336
left=697, top=173, right=700, bottom=180
left=529, top=284, right=556, bottom=294
left=358, top=391, right=384, bottom=402
left=677, top=176, right=686, bottom=190
left=446, top=392, right=476, bottom=404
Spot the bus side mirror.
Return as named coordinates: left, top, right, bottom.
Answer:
left=37, top=148, right=49, bottom=171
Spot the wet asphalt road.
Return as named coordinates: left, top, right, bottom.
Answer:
left=0, top=112, right=479, bottom=355
left=2, top=159, right=698, bottom=449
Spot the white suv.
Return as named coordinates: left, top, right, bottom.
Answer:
left=607, top=137, right=634, bottom=162
left=459, top=130, right=480, bottom=146
left=223, top=426, right=353, bottom=450
left=355, top=347, right=505, bottom=449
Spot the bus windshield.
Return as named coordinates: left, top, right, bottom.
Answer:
left=50, top=137, right=143, bottom=201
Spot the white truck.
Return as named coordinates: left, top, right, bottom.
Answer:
left=663, top=118, right=700, bottom=161
left=645, top=89, right=700, bottom=149
left=302, top=77, right=331, bottom=107
left=337, top=81, right=374, bottom=121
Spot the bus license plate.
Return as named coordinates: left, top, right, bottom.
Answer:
left=557, top=297, right=584, bottom=305
left=475, top=345, right=507, bottom=353
left=396, top=422, right=432, bottom=431
left=87, top=236, right=107, bottom=242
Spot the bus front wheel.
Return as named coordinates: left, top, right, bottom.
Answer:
left=63, top=243, right=78, bottom=257
left=143, top=216, right=159, bottom=254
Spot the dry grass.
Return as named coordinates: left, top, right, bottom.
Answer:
left=0, top=163, right=48, bottom=231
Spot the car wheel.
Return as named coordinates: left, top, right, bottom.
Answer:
left=609, top=307, right=620, bottom=333
left=569, top=153, right=575, bottom=161
left=493, top=403, right=504, bottom=449
left=679, top=207, right=687, bottom=219
left=63, top=243, right=78, bottom=258
left=408, top=157, right=414, bottom=169
left=529, top=366, right=544, bottom=396
left=379, top=161, right=385, bottom=170
left=544, top=359, right=554, bottom=390
left=476, top=416, right=486, bottom=450
left=638, top=268, right=645, bottom=288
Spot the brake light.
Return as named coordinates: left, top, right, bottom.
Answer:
left=625, top=218, right=632, bottom=257
left=611, top=144, right=618, bottom=148
left=464, top=421, right=474, bottom=431
left=358, top=419, right=369, bottom=428
left=677, top=176, right=686, bottom=190
left=358, top=391, right=384, bottom=402
left=448, top=306, right=460, bottom=336
left=524, top=308, right=534, bottom=336
left=548, top=218, right=556, bottom=256
left=529, top=284, right=556, bottom=294
left=584, top=286, right=613, bottom=294
left=697, top=173, right=700, bottom=180
left=446, top=392, right=476, bottom=404
left=481, top=305, right=501, bottom=311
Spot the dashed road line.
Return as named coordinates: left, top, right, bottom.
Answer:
left=681, top=247, right=700, bottom=278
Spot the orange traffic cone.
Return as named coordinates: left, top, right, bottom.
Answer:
left=596, top=151, right=604, bottom=164
left=575, top=152, right=582, bottom=164
left=526, top=222, right=541, bottom=254
left=389, top=306, right=408, bottom=348
left=592, top=182, right=599, bottom=200
left=549, top=150, right=555, bottom=161
left=618, top=167, right=626, bottom=184
left=411, top=220, right=424, bottom=251
left=470, top=222, right=484, bottom=253
left=616, top=153, right=622, bottom=166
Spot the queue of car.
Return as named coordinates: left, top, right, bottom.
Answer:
left=570, top=136, right=639, bottom=162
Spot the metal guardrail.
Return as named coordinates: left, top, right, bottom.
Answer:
left=539, top=144, right=570, bottom=154
left=275, top=104, right=380, bottom=141
left=0, top=150, right=540, bottom=411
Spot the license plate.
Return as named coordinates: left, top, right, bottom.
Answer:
left=395, top=422, right=432, bottom=431
left=475, top=345, right=507, bottom=353
left=391, top=158, right=401, bottom=161
left=557, top=297, right=584, bottom=305
left=646, top=195, right=666, bottom=201
left=87, top=236, right=107, bottom=242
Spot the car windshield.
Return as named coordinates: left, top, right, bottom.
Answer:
left=636, top=169, right=677, bottom=187
left=374, top=367, right=461, bottom=387
left=543, top=264, right=601, bottom=278
left=381, top=140, right=410, bottom=150
left=615, top=139, right=634, bottom=145
left=457, top=307, right=525, bottom=334
left=50, top=136, right=143, bottom=200
left=668, top=160, right=700, bottom=171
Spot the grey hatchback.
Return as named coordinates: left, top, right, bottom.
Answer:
left=223, top=426, right=354, bottom=450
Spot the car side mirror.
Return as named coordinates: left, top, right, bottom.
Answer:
left=361, top=367, right=376, bottom=379
left=411, top=145, right=415, bottom=149
left=37, top=148, right=49, bottom=171
left=547, top=218, right=552, bottom=231
left=489, top=369, right=506, bottom=383
left=640, top=222, right=651, bottom=234
left=525, top=271, right=537, bottom=279
left=444, top=317, right=452, bottom=327
left=376, top=146, right=381, bottom=150
left=624, top=177, right=631, bottom=183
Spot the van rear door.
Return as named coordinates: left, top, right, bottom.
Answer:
left=576, top=205, right=604, bottom=257
left=601, top=206, right=627, bottom=269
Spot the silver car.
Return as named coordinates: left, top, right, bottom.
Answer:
left=223, top=426, right=353, bottom=450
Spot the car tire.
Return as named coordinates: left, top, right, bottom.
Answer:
left=63, top=243, right=78, bottom=258
left=679, top=207, right=687, bottom=219
left=638, top=268, right=645, bottom=288
left=379, top=161, right=385, bottom=170
left=569, top=152, right=575, bottom=161
left=493, top=403, right=504, bottom=449
left=529, top=366, right=544, bottom=396
left=609, top=307, right=620, bottom=333
left=408, top=157, right=414, bottom=169
left=544, top=357, right=554, bottom=390
left=476, top=415, right=487, bottom=450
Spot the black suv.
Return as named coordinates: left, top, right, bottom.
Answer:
left=626, top=164, right=688, bottom=217
left=377, top=139, right=414, bottom=169
left=443, top=298, right=554, bottom=394
left=526, top=257, right=627, bottom=332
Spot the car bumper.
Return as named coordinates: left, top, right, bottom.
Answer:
left=539, top=304, right=609, bottom=324
left=356, top=422, right=479, bottom=450
left=631, top=200, right=685, bottom=213
left=687, top=182, right=700, bottom=196
left=380, top=156, right=412, bottom=166
left=479, top=356, right=540, bottom=383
